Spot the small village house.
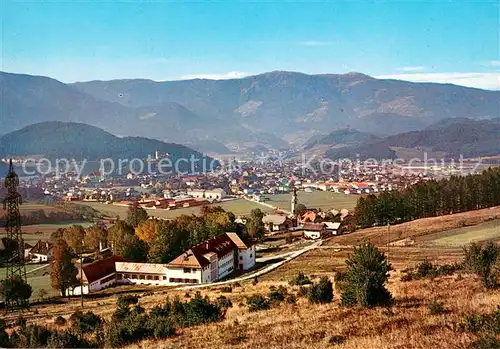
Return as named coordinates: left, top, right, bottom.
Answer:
left=28, top=240, right=53, bottom=262
left=262, top=214, right=294, bottom=232
left=302, top=223, right=327, bottom=240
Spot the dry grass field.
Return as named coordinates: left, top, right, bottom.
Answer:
left=326, top=206, right=500, bottom=247
left=2, top=207, right=499, bottom=348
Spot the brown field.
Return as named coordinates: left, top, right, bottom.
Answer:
left=326, top=206, right=500, bottom=247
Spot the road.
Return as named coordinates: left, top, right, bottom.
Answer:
left=176, top=240, right=323, bottom=290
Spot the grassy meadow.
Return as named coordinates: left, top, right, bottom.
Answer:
left=264, top=191, right=358, bottom=212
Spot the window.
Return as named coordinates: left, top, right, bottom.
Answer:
left=154, top=276, right=159, bottom=280
left=250, top=254, right=253, bottom=258
left=239, top=256, right=243, bottom=260
left=183, top=268, right=191, bottom=273
left=132, top=275, right=137, bottom=279
left=139, top=275, right=145, bottom=280
left=147, top=275, right=152, bottom=280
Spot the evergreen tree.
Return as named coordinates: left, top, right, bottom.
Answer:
left=341, top=242, right=392, bottom=307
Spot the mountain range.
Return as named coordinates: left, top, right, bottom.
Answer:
left=312, top=118, right=500, bottom=160
left=1, top=70, right=498, bottom=151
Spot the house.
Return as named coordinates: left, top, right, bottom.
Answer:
left=302, top=223, right=327, bottom=240
left=23, top=242, right=33, bottom=260
left=66, top=255, right=128, bottom=296
left=115, top=233, right=255, bottom=286
left=324, top=222, right=342, bottom=235
left=262, top=215, right=294, bottom=232
left=300, top=211, right=317, bottom=223
left=187, top=188, right=226, bottom=201
left=115, top=262, right=170, bottom=286
left=29, top=240, right=53, bottom=262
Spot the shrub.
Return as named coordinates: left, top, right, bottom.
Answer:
left=286, top=295, right=297, bottom=304
left=400, top=271, right=414, bottom=282
left=247, top=294, right=270, bottom=312
left=463, top=242, right=500, bottom=289
left=220, top=286, right=232, bottom=293
left=215, top=295, right=233, bottom=310
left=298, top=286, right=310, bottom=297
left=146, top=316, right=175, bottom=339
left=289, top=272, right=312, bottom=286
left=341, top=242, right=392, bottom=307
left=179, top=293, right=224, bottom=327
left=307, top=277, right=333, bottom=304
left=459, top=308, right=500, bottom=335
left=416, top=259, right=436, bottom=279
left=428, top=301, right=446, bottom=315
left=0, top=320, right=9, bottom=349
left=54, top=316, right=67, bottom=326
left=117, top=295, right=139, bottom=308
left=267, top=286, right=287, bottom=305
left=0, top=276, right=32, bottom=307
left=69, top=311, right=104, bottom=334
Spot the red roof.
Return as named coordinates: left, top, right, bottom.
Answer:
left=82, top=255, right=127, bottom=283
left=168, top=233, right=241, bottom=268
left=302, top=223, right=326, bottom=232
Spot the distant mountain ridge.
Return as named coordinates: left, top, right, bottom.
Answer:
left=304, top=128, right=380, bottom=150
left=0, top=122, right=216, bottom=172
left=1, top=70, right=499, bottom=150
left=325, top=118, right=500, bottom=160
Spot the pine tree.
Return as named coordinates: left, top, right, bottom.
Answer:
left=341, top=242, right=392, bottom=307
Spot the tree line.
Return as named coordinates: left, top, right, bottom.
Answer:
left=355, top=167, right=500, bottom=228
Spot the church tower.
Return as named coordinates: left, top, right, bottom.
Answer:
left=291, top=187, right=298, bottom=217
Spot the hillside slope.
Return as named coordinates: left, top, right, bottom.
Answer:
left=0, top=122, right=215, bottom=171
left=326, top=118, right=500, bottom=159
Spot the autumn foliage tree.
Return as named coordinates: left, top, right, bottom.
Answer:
left=135, top=219, right=159, bottom=243
left=62, top=225, right=86, bottom=253
left=84, top=224, right=107, bottom=254
left=51, top=239, right=78, bottom=297
left=126, top=202, right=148, bottom=228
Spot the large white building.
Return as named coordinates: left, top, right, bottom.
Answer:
left=187, top=188, right=226, bottom=201
left=66, top=255, right=127, bottom=296
left=70, top=233, right=256, bottom=294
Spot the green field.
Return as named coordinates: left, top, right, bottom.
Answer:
left=264, top=191, right=358, bottom=212
left=0, top=264, right=56, bottom=300
left=1, top=222, right=91, bottom=245
left=77, top=198, right=273, bottom=220
left=416, top=219, right=500, bottom=247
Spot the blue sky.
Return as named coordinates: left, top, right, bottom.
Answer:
left=1, top=1, right=499, bottom=89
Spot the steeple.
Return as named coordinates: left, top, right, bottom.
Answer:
left=291, top=187, right=298, bottom=217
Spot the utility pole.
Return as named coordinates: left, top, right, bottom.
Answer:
left=387, top=223, right=391, bottom=264
left=80, top=252, right=84, bottom=308
left=79, top=239, right=84, bottom=308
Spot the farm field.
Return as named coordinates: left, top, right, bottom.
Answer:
left=0, top=203, right=60, bottom=216
left=415, top=219, right=500, bottom=246
left=0, top=222, right=91, bottom=245
left=264, top=191, right=358, bottom=212
left=0, top=264, right=55, bottom=300
left=77, top=198, right=272, bottom=220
